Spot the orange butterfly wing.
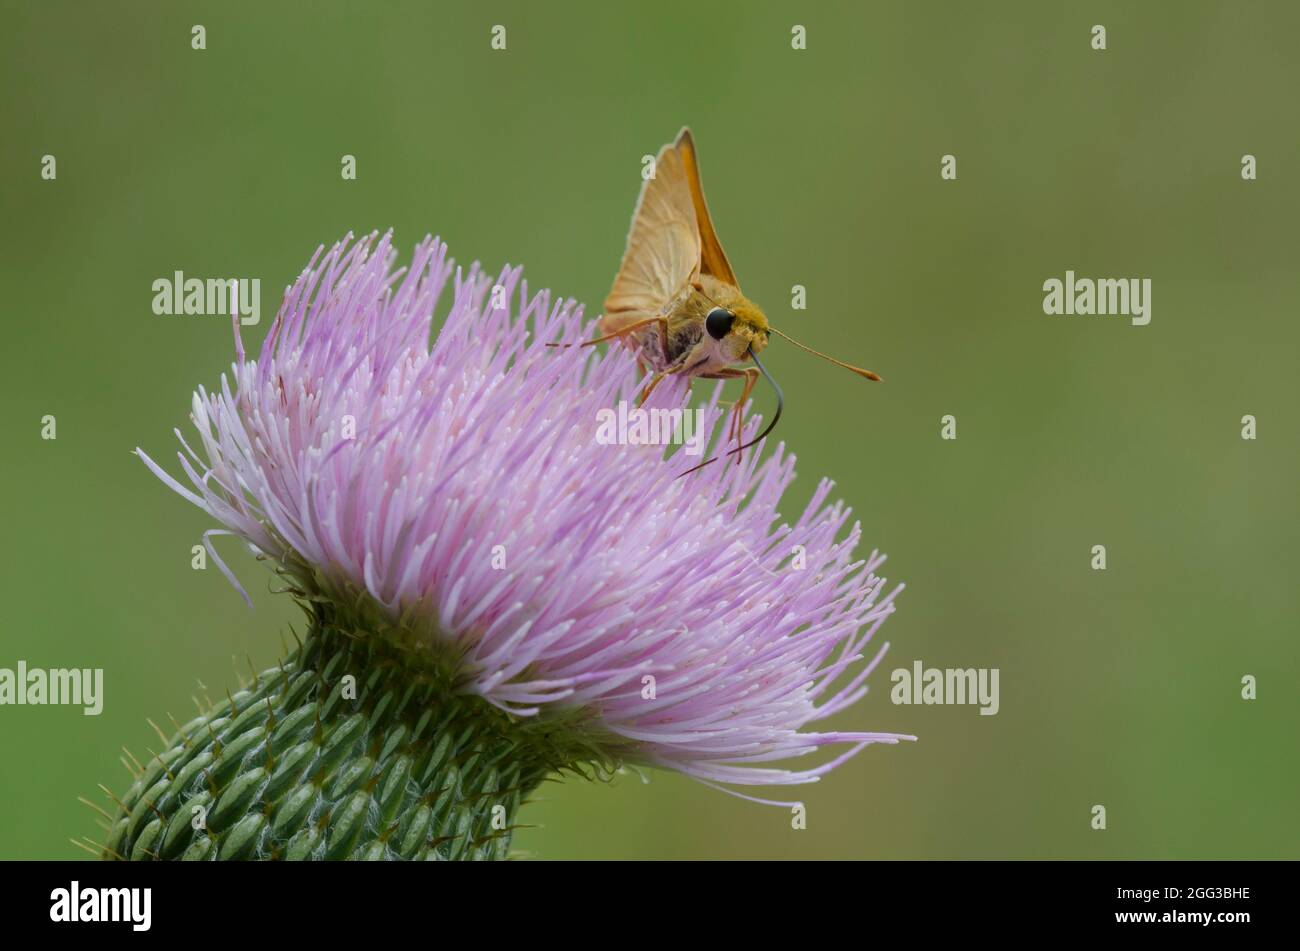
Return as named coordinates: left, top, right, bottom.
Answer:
left=673, top=128, right=739, bottom=288
left=602, top=128, right=739, bottom=335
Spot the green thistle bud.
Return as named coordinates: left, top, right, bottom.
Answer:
left=102, top=607, right=607, bottom=861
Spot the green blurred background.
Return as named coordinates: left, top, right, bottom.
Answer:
left=2, top=1, right=1296, bottom=859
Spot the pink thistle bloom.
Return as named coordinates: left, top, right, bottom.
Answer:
left=137, top=231, right=910, bottom=801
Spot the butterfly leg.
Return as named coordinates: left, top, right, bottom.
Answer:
left=728, top=367, right=760, bottom=461
left=699, top=366, right=760, bottom=461
left=552, top=315, right=668, bottom=350
left=638, top=372, right=667, bottom=407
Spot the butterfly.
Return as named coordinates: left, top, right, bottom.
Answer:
left=579, top=128, right=881, bottom=472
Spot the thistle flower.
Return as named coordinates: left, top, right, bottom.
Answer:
left=109, top=232, right=907, bottom=861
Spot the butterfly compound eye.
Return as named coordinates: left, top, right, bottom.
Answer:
left=705, top=307, right=735, bottom=340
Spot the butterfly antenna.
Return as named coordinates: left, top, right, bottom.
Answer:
left=769, top=327, right=881, bottom=381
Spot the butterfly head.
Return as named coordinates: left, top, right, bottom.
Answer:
left=705, top=298, right=770, bottom=362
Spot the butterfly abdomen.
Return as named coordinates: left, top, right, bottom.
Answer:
left=663, top=319, right=704, bottom=368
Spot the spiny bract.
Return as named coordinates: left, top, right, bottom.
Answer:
left=103, top=612, right=602, bottom=861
